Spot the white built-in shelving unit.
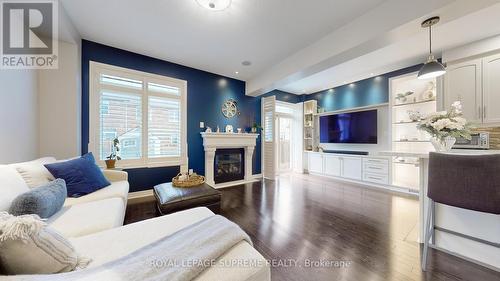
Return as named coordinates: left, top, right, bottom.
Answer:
left=303, top=100, right=317, bottom=151
left=390, top=72, right=438, bottom=192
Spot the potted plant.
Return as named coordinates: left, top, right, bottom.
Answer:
left=413, top=101, right=472, bottom=152
left=105, top=137, right=122, bottom=169
left=251, top=122, right=262, bottom=133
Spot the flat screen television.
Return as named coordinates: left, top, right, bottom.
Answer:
left=319, top=109, right=377, bottom=144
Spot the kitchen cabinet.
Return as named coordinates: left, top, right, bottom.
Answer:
left=482, top=53, right=500, bottom=124
left=444, top=51, right=500, bottom=126
left=444, top=58, right=482, bottom=123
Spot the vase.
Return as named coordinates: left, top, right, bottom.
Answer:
left=443, top=136, right=456, bottom=151
left=431, top=136, right=456, bottom=152
left=105, top=159, right=116, bottom=169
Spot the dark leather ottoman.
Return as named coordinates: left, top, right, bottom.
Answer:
left=153, top=182, right=222, bottom=215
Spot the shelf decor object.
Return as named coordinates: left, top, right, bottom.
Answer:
left=418, top=16, right=446, bottom=79
left=413, top=101, right=472, bottom=152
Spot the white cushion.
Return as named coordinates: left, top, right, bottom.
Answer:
left=8, top=157, right=56, bottom=188
left=70, top=207, right=270, bottom=281
left=0, top=166, right=30, bottom=211
left=64, top=181, right=129, bottom=207
left=48, top=197, right=125, bottom=238
left=0, top=212, right=90, bottom=275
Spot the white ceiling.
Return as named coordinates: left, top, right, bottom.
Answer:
left=280, top=1, right=500, bottom=94
left=60, top=0, right=386, bottom=80
left=60, top=0, right=500, bottom=97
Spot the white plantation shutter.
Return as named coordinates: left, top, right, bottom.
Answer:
left=262, top=96, right=276, bottom=179
left=99, top=91, right=142, bottom=160
left=90, top=62, right=187, bottom=168
left=148, top=96, right=181, bottom=158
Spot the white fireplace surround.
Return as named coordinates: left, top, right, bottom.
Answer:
left=200, top=132, right=259, bottom=188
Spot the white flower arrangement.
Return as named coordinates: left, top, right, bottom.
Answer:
left=412, top=101, right=472, bottom=140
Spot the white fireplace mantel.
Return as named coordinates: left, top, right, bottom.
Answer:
left=200, top=132, right=259, bottom=188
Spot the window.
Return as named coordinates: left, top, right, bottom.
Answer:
left=90, top=62, right=187, bottom=168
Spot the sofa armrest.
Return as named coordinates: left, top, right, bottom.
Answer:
left=102, top=170, right=128, bottom=182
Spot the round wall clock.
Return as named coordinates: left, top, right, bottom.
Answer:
left=221, top=99, right=239, bottom=118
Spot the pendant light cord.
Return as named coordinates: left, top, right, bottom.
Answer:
left=429, top=25, right=432, bottom=55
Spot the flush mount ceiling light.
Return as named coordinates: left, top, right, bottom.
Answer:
left=196, top=0, right=232, bottom=11
left=418, top=16, right=446, bottom=80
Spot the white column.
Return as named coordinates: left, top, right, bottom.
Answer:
left=205, top=147, right=216, bottom=186
left=244, top=146, right=255, bottom=181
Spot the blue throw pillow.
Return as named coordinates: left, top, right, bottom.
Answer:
left=9, top=179, right=67, bottom=218
left=44, top=153, right=111, bottom=197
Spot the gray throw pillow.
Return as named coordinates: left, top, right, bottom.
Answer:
left=8, top=179, right=67, bottom=218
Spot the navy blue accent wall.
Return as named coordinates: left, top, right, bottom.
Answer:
left=305, top=64, right=423, bottom=111
left=82, top=40, right=262, bottom=191
left=124, top=166, right=180, bottom=192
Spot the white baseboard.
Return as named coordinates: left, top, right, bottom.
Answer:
left=252, top=173, right=263, bottom=179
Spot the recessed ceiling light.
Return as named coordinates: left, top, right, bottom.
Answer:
left=196, top=0, right=232, bottom=11
left=235, top=71, right=239, bottom=74
left=370, top=73, right=374, bottom=76
left=241, top=61, right=252, bottom=66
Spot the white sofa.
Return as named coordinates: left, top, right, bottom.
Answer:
left=0, top=157, right=270, bottom=281
left=0, top=157, right=129, bottom=238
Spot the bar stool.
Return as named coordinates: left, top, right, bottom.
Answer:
left=422, top=152, right=500, bottom=271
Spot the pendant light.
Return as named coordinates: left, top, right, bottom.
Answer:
left=418, top=16, right=446, bottom=79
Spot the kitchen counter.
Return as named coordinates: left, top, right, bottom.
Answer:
left=378, top=150, right=500, bottom=270
left=379, top=149, right=500, bottom=158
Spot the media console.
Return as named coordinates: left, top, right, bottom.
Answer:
left=304, top=151, right=413, bottom=194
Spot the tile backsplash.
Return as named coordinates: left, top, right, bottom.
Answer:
left=473, top=127, right=500, bottom=149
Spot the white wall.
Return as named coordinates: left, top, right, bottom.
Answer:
left=38, top=40, right=81, bottom=159
left=0, top=69, right=39, bottom=164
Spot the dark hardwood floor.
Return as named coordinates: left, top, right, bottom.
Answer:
left=125, top=173, right=500, bottom=281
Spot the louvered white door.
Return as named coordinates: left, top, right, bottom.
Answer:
left=262, top=96, right=276, bottom=180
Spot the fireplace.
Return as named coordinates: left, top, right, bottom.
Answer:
left=214, top=148, right=245, bottom=184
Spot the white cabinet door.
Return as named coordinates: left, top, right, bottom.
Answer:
left=308, top=153, right=323, bottom=174
left=482, top=53, right=500, bottom=124
left=341, top=157, right=362, bottom=180
left=323, top=155, right=341, bottom=177
left=444, top=59, right=482, bottom=123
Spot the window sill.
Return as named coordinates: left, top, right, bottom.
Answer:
left=99, top=162, right=182, bottom=170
